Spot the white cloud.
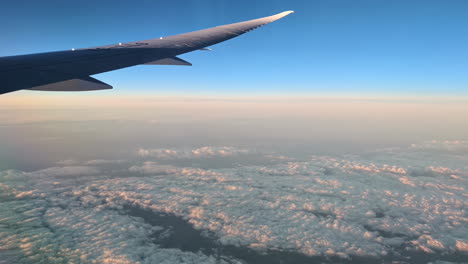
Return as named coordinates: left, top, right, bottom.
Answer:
left=137, top=148, right=179, bottom=159
left=136, top=146, right=250, bottom=159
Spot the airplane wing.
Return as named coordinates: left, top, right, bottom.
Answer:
left=0, top=11, right=293, bottom=95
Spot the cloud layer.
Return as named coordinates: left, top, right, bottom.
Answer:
left=0, top=144, right=467, bottom=263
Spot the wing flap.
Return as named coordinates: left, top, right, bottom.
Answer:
left=143, top=57, right=192, bottom=66
left=26, top=76, right=112, bottom=92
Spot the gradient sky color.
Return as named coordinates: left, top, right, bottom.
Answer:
left=1, top=0, right=468, bottom=96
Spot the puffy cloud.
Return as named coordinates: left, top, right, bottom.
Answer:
left=455, top=240, right=468, bottom=252
left=136, top=146, right=249, bottom=159
left=191, top=146, right=249, bottom=158
left=137, top=148, right=179, bottom=159
left=129, top=162, right=226, bottom=183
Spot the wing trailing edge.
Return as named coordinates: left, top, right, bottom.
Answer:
left=26, top=76, right=112, bottom=92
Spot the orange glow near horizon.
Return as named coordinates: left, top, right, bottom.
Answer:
left=1, top=92, right=467, bottom=143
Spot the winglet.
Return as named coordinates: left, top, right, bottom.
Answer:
left=270, top=11, right=294, bottom=21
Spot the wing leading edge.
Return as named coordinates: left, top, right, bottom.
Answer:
left=0, top=11, right=294, bottom=94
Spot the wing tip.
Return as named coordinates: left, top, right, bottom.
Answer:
left=277, top=10, right=295, bottom=16
left=269, top=10, right=294, bottom=22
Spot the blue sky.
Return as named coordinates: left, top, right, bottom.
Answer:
left=1, top=0, right=468, bottom=96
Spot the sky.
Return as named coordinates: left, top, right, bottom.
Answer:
left=1, top=1, right=468, bottom=263
left=1, top=95, right=468, bottom=170
left=1, top=0, right=468, bottom=96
